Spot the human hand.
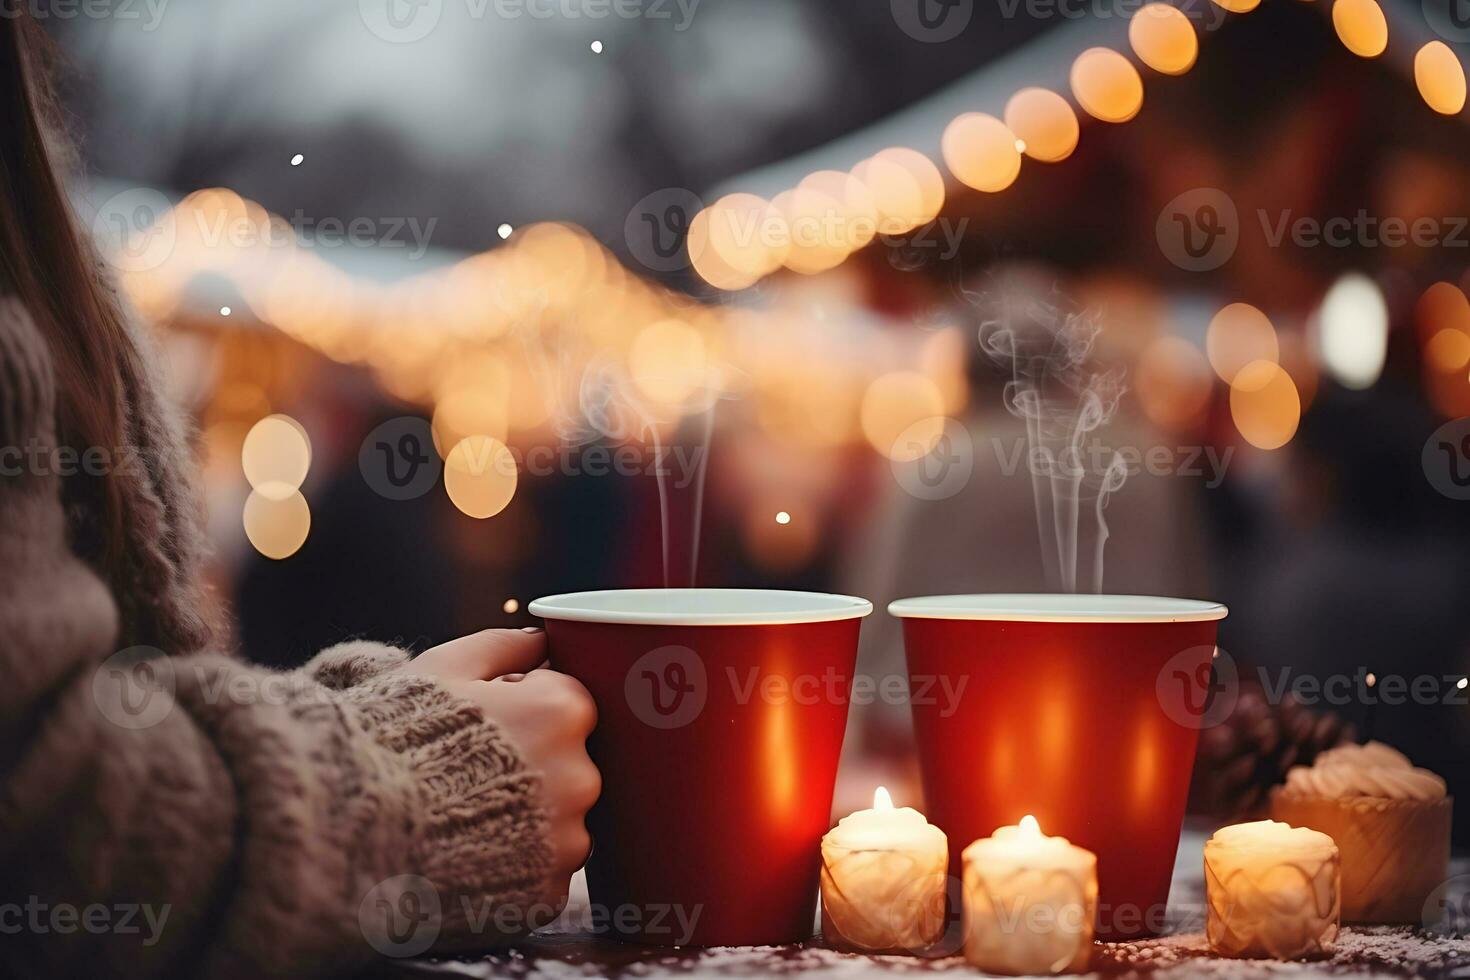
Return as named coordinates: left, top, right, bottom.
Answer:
left=402, top=628, right=600, bottom=922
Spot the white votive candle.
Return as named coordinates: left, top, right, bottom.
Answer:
left=820, top=787, right=949, bottom=953
left=962, top=815, right=1097, bottom=976
left=1204, top=820, right=1340, bottom=959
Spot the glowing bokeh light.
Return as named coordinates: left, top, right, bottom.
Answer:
left=804, top=170, right=880, bottom=252
left=1230, top=361, right=1301, bottom=450
left=445, top=435, right=518, bottom=519
left=1416, top=282, right=1470, bottom=338
left=433, top=388, right=509, bottom=458
left=1415, top=42, right=1467, bottom=115
left=1318, top=273, right=1388, bottom=391
left=1070, top=48, right=1145, bottom=123
left=1136, top=335, right=1213, bottom=431
left=697, top=193, right=787, bottom=283
left=860, top=371, right=946, bottom=460
left=1427, top=328, right=1470, bottom=373
left=1129, top=4, right=1198, bottom=75
left=1210, top=0, right=1260, bottom=12
left=775, top=183, right=853, bottom=276
left=243, top=488, right=311, bottom=559
left=241, top=414, right=311, bottom=500
left=688, top=205, right=763, bottom=291
left=853, top=148, right=945, bottom=234
left=1003, top=88, right=1080, bottom=163
left=1206, top=302, right=1280, bottom=384
left=744, top=503, right=818, bottom=572
left=942, top=113, right=1023, bottom=192
left=1332, top=0, right=1388, bottom=58
left=629, top=319, right=708, bottom=406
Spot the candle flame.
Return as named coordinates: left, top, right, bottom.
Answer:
left=873, top=786, right=894, bottom=811
left=1020, top=814, right=1042, bottom=836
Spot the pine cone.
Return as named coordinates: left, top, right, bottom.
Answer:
left=1188, top=677, right=1356, bottom=818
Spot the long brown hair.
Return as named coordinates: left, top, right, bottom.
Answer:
left=0, top=13, right=205, bottom=647
left=0, top=15, right=133, bottom=567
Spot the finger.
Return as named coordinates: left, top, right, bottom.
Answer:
left=519, top=671, right=598, bottom=737
left=412, top=628, right=547, bottom=681
left=568, top=756, right=602, bottom=811
left=553, top=825, right=592, bottom=873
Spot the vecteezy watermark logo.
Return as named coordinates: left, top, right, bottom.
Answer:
left=359, top=0, right=443, bottom=42
left=1423, top=874, right=1470, bottom=937
left=891, top=0, right=973, bottom=42
left=0, top=897, right=171, bottom=946
left=1156, top=188, right=1238, bottom=272
left=625, top=645, right=706, bottom=729
left=1156, top=645, right=1236, bottom=730
left=92, top=646, right=176, bottom=731
left=624, top=187, right=704, bottom=274
left=359, top=875, right=442, bottom=957
left=0, top=0, right=171, bottom=28
left=891, top=417, right=974, bottom=501
left=1423, top=416, right=1470, bottom=501
left=91, top=187, right=176, bottom=274
left=1423, top=0, right=1470, bottom=43
left=360, top=417, right=443, bottom=501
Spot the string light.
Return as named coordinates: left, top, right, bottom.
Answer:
left=1129, top=4, right=1198, bottom=75
left=1003, top=88, right=1080, bottom=163
left=1415, top=41, right=1467, bottom=115
left=1332, top=0, right=1388, bottom=59
left=1070, top=48, right=1144, bottom=123
left=942, top=113, right=1023, bottom=192
left=120, top=0, right=1459, bottom=482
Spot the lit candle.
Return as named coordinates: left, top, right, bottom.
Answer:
left=1204, top=820, right=1340, bottom=959
left=962, top=815, right=1097, bottom=976
left=819, top=787, right=949, bottom=953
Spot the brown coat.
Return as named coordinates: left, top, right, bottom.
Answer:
left=0, top=298, right=550, bottom=978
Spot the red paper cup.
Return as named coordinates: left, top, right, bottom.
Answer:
left=530, top=588, right=873, bottom=947
left=891, top=594, right=1227, bottom=940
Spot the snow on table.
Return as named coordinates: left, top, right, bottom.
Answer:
left=394, top=827, right=1470, bottom=979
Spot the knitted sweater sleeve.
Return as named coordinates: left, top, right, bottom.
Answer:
left=0, top=300, right=551, bottom=978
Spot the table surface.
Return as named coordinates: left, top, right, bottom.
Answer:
left=388, top=825, right=1470, bottom=979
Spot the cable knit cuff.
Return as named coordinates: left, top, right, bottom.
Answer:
left=345, top=671, right=554, bottom=952
left=303, top=640, right=412, bottom=691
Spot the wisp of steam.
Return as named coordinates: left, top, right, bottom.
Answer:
left=530, top=342, right=723, bottom=591
left=975, top=290, right=1130, bottom=594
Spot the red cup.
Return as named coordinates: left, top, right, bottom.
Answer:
left=891, top=594, right=1227, bottom=940
left=530, top=588, right=873, bottom=946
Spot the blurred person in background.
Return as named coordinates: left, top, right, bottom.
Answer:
left=0, top=14, right=600, bottom=976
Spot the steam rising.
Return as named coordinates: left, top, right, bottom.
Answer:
left=538, top=349, right=722, bottom=590
left=976, top=290, right=1130, bottom=593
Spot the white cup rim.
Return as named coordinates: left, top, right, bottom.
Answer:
left=888, top=593, right=1228, bottom=624
left=529, top=588, right=874, bottom=626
